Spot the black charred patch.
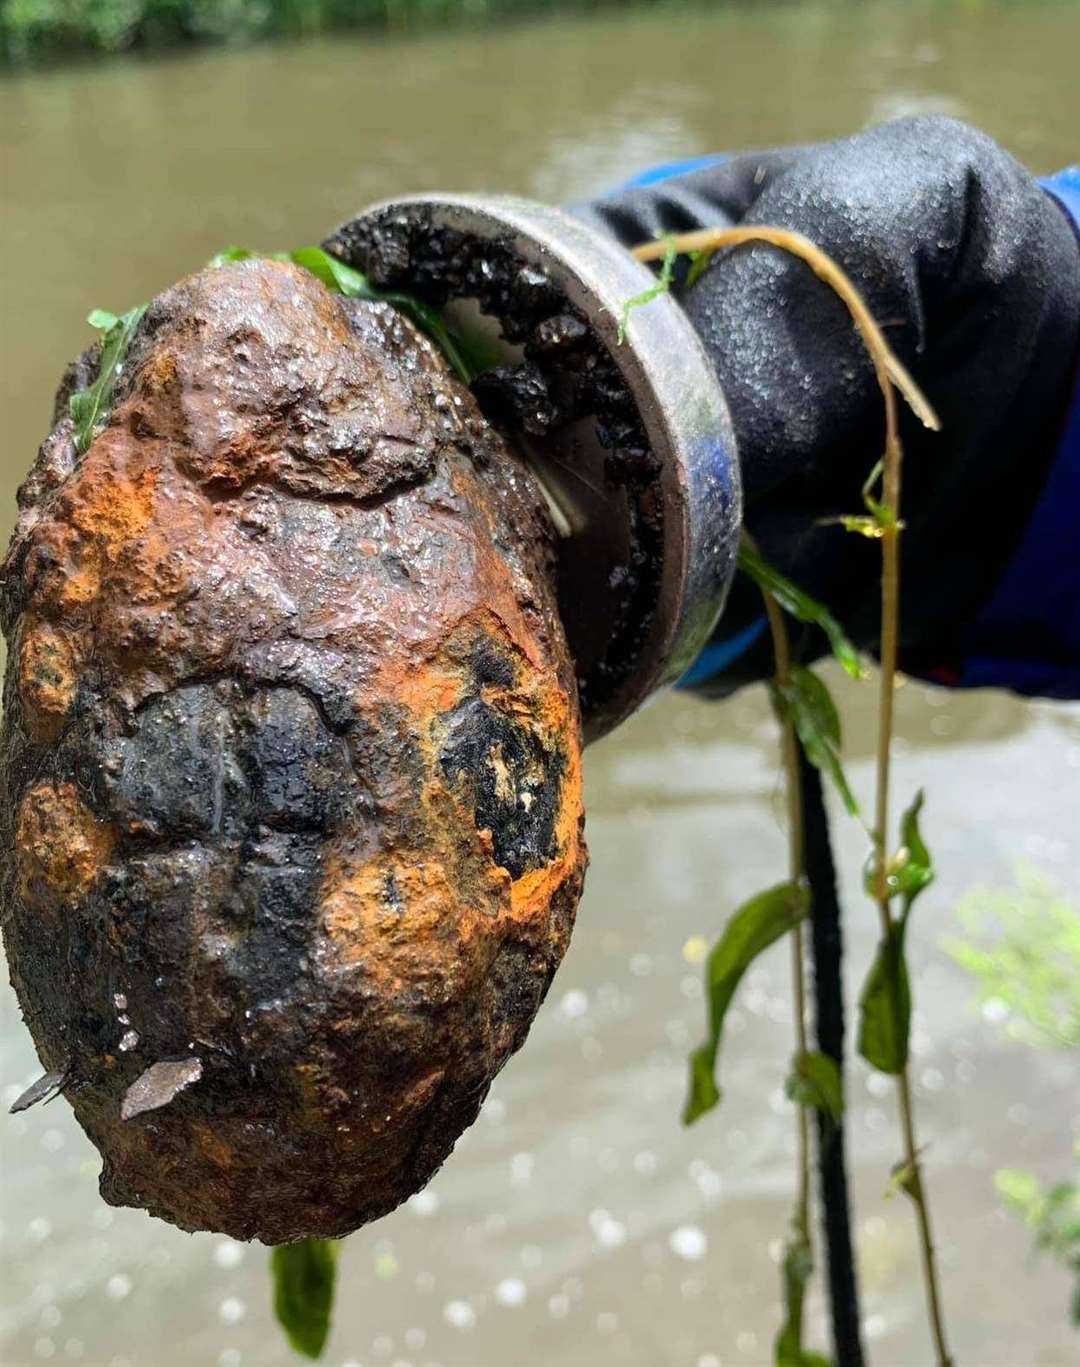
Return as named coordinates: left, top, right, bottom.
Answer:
left=439, top=698, right=563, bottom=880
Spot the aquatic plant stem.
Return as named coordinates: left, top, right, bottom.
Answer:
left=632, top=224, right=950, bottom=1362
left=874, top=424, right=953, bottom=1367
left=745, top=530, right=813, bottom=1258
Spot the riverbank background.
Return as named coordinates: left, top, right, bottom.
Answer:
left=3, top=2, right=1080, bottom=1365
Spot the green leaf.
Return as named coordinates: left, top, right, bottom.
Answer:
left=618, top=236, right=677, bottom=344
left=858, top=919, right=911, bottom=1074
left=289, top=245, right=375, bottom=299
left=209, top=246, right=254, bottom=267
left=685, top=246, right=717, bottom=290
left=896, top=790, right=933, bottom=915
left=683, top=880, right=810, bottom=1125
left=737, top=544, right=863, bottom=679
left=775, top=1232, right=831, bottom=1366
left=271, top=1238, right=337, bottom=1360
left=771, top=667, right=858, bottom=816
left=86, top=308, right=119, bottom=331
left=785, top=1050, right=844, bottom=1126
left=858, top=793, right=933, bottom=1072
left=70, top=304, right=148, bottom=454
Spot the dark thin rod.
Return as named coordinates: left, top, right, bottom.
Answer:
left=798, top=744, right=866, bottom=1366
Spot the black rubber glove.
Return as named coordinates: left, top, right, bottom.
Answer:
left=572, top=116, right=1080, bottom=695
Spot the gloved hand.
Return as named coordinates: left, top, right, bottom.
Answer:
left=572, top=116, right=1080, bottom=697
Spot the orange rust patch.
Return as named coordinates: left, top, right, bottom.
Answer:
left=16, top=782, right=113, bottom=906
left=17, top=619, right=78, bottom=738
left=47, top=455, right=159, bottom=612
left=321, top=853, right=501, bottom=975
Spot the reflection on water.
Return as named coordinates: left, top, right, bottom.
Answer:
left=2, top=4, right=1080, bottom=1364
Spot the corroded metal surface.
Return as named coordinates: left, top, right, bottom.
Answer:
left=0, top=259, right=587, bottom=1244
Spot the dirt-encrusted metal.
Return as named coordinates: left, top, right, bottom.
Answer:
left=0, top=259, right=587, bottom=1243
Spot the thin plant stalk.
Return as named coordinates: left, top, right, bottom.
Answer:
left=748, top=529, right=812, bottom=1249
left=632, top=226, right=951, bottom=1364
left=872, top=349, right=954, bottom=1367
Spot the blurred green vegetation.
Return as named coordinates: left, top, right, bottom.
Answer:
left=1, top=0, right=637, bottom=63
left=949, top=866, right=1080, bottom=1330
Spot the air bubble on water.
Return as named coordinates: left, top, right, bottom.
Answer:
left=28, top=1217, right=52, bottom=1242
left=408, top=1189, right=440, bottom=1217
left=589, top=1209, right=627, bottom=1249
left=63, top=1339, right=84, bottom=1359
left=633, top=1149, right=658, bottom=1177
left=442, top=1299, right=476, bottom=1331
left=483, top=1095, right=507, bottom=1124
left=118, top=1030, right=139, bottom=1052
left=982, top=997, right=1010, bottom=1023
left=866, top=1071, right=891, bottom=1098
left=548, top=1293, right=571, bottom=1320
left=404, top=1327, right=426, bottom=1351
left=864, top=1313, right=888, bottom=1340
left=218, top=1297, right=246, bottom=1325
left=214, top=1241, right=244, bottom=1269
left=495, top=1277, right=527, bottom=1307
left=629, top=953, right=652, bottom=978
left=374, top=1251, right=399, bottom=1280
left=669, top=1225, right=707, bottom=1261
left=34, top=1338, right=55, bottom=1359
left=559, top=989, right=588, bottom=1020
left=920, top=1068, right=945, bottom=1092
left=113, top=994, right=127, bottom=1011
left=41, top=1129, right=65, bottom=1154
left=105, top=1273, right=132, bottom=1301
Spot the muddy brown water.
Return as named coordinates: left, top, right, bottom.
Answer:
left=2, top=3, right=1079, bottom=1364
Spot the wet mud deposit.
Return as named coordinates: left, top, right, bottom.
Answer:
left=0, top=259, right=587, bottom=1243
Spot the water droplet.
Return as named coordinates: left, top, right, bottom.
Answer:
left=214, top=1241, right=244, bottom=1269
left=218, top=1296, right=245, bottom=1325
left=407, top=1189, right=440, bottom=1217
left=443, top=1299, right=476, bottom=1331
left=105, top=1274, right=132, bottom=1301
left=559, top=989, right=588, bottom=1020
left=495, top=1277, right=526, bottom=1308
left=669, top=1225, right=708, bottom=1261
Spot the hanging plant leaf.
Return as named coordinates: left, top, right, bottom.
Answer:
left=775, top=1232, right=832, bottom=1366
left=771, top=667, right=858, bottom=816
left=737, top=545, right=863, bottom=680
left=785, top=1050, right=844, bottom=1127
left=858, top=919, right=911, bottom=1075
left=684, top=880, right=810, bottom=1124
left=272, top=1237, right=338, bottom=1360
